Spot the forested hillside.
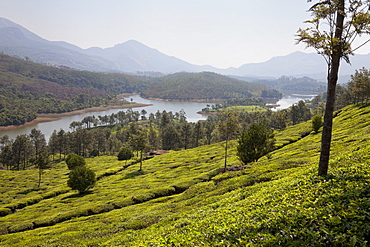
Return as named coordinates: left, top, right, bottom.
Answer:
left=0, top=54, right=151, bottom=126
left=231, top=75, right=327, bottom=94
left=0, top=103, right=369, bottom=246
left=141, top=72, right=282, bottom=100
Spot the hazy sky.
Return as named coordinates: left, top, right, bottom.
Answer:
left=1, top=0, right=370, bottom=68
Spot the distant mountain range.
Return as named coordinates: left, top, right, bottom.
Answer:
left=1, top=17, right=369, bottom=81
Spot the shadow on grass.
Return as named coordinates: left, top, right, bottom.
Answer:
left=358, top=102, right=370, bottom=109
left=123, top=170, right=145, bottom=179
left=17, top=187, right=41, bottom=195
left=61, top=190, right=94, bottom=200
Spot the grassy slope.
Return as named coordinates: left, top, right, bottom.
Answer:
left=0, top=104, right=369, bottom=246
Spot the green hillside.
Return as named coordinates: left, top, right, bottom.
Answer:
left=141, top=72, right=282, bottom=100
left=1, top=103, right=370, bottom=246
left=0, top=54, right=150, bottom=126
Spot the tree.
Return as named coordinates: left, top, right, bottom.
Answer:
left=31, top=145, right=50, bottom=187
left=297, top=0, right=370, bottom=176
left=12, top=134, right=33, bottom=170
left=29, top=128, right=46, bottom=160
left=347, top=67, right=370, bottom=103
left=67, top=166, right=96, bottom=194
left=291, top=100, right=312, bottom=125
left=65, top=153, right=86, bottom=170
left=217, top=110, right=240, bottom=171
left=129, top=128, right=148, bottom=171
left=57, top=129, right=67, bottom=159
left=312, top=115, right=323, bottom=133
left=237, top=124, right=275, bottom=164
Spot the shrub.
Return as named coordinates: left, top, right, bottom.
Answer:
left=237, top=124, right=275, bottom=164
left=117, top=146, right=134, bottom=161
left=312, top=115, right=323, bottom=133
left=67, top=166, right=96, bottom=194
left=65, top=153, right=86, bottom=170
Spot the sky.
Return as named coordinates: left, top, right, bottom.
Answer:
left=1, top=0, right=370, bottom=69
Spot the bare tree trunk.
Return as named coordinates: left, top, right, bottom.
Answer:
left=318, top=0, right=345, bottom=176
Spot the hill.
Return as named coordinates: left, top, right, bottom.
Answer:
left=0, top=103, right=369, bottom=246
left=0, top=54, right=150, bottom=126
left=141, top=72, right=281, bottom=100
left=230, top=75, right=327, bottom=94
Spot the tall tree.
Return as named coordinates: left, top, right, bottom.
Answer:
left=129, top=129, right=148, bottom=171
left=297, top=0, right=370, bottom=176
left=29, top=128, right=46, bottom=160
left=12, top=134, right=33, bottom=170
left=347, top=67, right=370, bottom=103
left=32, top=145, right=50, bottom=187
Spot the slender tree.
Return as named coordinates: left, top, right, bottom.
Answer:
left=32, top=145, right=50, bottom=187
left=29, top=128, right=46, bottom=160
left=217, top=110, right=240, bottom=172
left=297, top=0, right=370, bottom=176
left=129, top=129, right=148, bottom=171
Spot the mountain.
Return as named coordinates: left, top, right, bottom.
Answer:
left=224, top=51, right=370, bottom=81
left=1, top=17, right=370, bottom=78
left=0, top=17, right=216, bottom=73
left=0, top=19, right=117, bottom=72
left=84, top=40, right=216, bottom=73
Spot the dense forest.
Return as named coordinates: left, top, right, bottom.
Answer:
left=0, top=54, right=151, bottom=126
left=232, top=75, right=327, bottom=94
left=141, top=72, right=282, bottom=100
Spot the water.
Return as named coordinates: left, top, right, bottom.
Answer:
left=0, top=94, right=314, bottom=141
left=271, top=94, right=315, bottom=111
left=0, top=95, right=210, bottom=141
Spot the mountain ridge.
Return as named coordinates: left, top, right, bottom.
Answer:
left=0, top=17, right=369, bottom=79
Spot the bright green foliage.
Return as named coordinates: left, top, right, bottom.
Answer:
left=0, top=104, right=370, bottom=246
left=67, top=166, right=96, bottom=194
left=117, top=146, right=134, bottom=161
left=312, top=114, right=323, bottom=133
left=237, top=124, right=275, bottom=164
left=65, top=153, right=86, bottom=170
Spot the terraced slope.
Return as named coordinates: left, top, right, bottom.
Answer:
left=0, top=103, right=369, bottom=246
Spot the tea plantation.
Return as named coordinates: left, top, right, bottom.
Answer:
left=1, top=103, right=369, bottom=246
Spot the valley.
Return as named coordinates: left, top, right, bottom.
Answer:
left=1, top=3, right=370, bottom=245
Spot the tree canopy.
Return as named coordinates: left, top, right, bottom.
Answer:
left=141, top=72, right=276, bottom=100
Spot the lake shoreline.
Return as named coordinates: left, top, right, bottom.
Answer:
left=0, top=103, right=150, bottom=131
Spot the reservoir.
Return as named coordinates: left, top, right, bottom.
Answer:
left=0, top=94, right=314, bottom=140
